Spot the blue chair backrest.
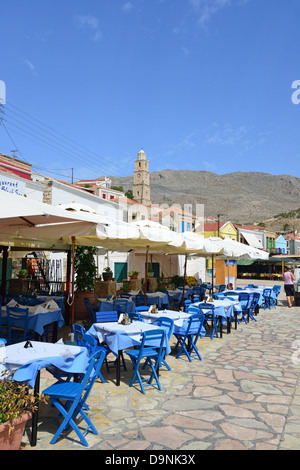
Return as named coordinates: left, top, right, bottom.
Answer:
left=113, top=299, right=128, bottom=313
left=128, top=312, right=142, bottom=321
left=138, top=329, right=165, bottom=358
left=135, top=294, right=145, bottom=307
left=84, top=297, right=96, bottom=323
left=81, top=333, right=99, bottom=356
left=187, top=305, right=201, bottom=314
left=263, top=288, right=272, bottom=297
left=218, top=285, right=226, bottom=292
left=119, top=293, right=131, bottom=299
left=238, top=293, right=251, bottom=309
left=156, top=317, right=174, bottom=340
left=74, top=349, right=106, bottom=402
left=251, top=292, right=260, bottom=307
left=96, top=310, right=118, bottom=322
left=198, top=303, right=215, bottom=316
left=185, top=314, right=205, bottom=335
left=6, top=306, right=30, bottom=343
left=73, top=323, right=86, bottom=347
left=135, top=306, right=149, bottom=312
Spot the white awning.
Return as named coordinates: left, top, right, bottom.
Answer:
left=241, top=232, right=264, bottom=249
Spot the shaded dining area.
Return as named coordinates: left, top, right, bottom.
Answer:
left=0, top=192, right=275, bottom=449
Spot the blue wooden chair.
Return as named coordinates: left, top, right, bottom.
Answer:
left=95, top=311, right=126, bottom=372
left=128, top=312, right=143, bottom=321
left=237, top=293, right=251, bottom=323
left=6, top=306, right=35, bottom=344
left=247, top=292, right=260, bottom=322
left=135, top=294, right=145, bottom=307
left=73, top=323, right=86, bottom=347
left=95, top=310, right=118, bottom=322
left=173, top=314, right=204, bottom=362
left=113, top=299, right=128, bottom=315
left=84, top=297, right=96, bottom=328
left=198, top=303, right=220, bottom=339
left=125, top=329, right=165, bottom=394
left=184, top=299, right=191, bottom=312
left=118, top=293, right=131, bottom=299
left=155, top=317, right=174, bottom=371
left=262, top=288, right=274, bottom=310
left=81, top=333, right=109, bottom=383
left=135, top=306, right=149, bottom=313
left=43, top=349, right=106, bottom=446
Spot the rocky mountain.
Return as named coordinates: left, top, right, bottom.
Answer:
left=110, top=170, right=300, bottom=225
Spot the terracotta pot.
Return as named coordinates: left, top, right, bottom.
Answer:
left=0, top=411, right=32, bottom=450
left=74, top=291, right=95, bottom=321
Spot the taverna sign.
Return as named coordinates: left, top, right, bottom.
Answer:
left=0, top=176, right=25, bottom=196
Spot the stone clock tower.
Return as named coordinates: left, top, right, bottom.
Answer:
left=133, top=149, right=151, bottom=205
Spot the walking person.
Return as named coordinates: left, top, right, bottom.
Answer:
left=283, top=267, right=296, bottom=308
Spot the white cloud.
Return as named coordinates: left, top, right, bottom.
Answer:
left=22, top=58, right=37, bottom=76
left=190, top=0, right=248, bottom=29
left=122, top=2, right=133, bottom=12
left=74, top=15, right=102, bottom=41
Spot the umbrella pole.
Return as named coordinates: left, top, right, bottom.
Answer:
left=71, top=236, right=76, bottom=325
left=144, top=245, right=149, bottom=306
left=182, top=254, right=187, bottom=309
left=211, top=255, right=214, bottom=294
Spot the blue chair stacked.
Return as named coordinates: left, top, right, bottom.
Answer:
left=125, top=329, right=165, bottom=394
left=173, top=314, right=204, bottom=362
left=43, top=349, right=106, bottom=446
left=198, top=303, right=220, bottom=340
left=262, top=288, right=275, bottom=310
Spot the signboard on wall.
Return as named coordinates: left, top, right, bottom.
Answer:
left=0, top=176, right=25, bottom=196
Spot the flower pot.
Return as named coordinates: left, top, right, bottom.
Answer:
left=147, top=272, right=154, bottom=277
left=129, top=275, right=138, bottom=280
left=102, top=273, right=112, bottom=281
left=0, top=411, right=32, bottom=450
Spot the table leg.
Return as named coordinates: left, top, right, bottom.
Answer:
left=234, top=312, right=238, bottom=330
left=31, top=370, right=40, bottom=447
left=116, top=352, right=120, bottom=386
left=227, top=318, right=231, bottom=334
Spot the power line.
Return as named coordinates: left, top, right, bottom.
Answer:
left=1, top=101, right=169, bottom=201
left=4, top=102, right=133, bottom=177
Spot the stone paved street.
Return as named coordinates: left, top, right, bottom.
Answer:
left=22, top=280, right=300, bottom=451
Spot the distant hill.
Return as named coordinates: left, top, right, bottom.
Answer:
left=110, top=170, right=300, bottom=225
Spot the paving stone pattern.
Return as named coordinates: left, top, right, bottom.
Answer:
left=22, top=280, right=300, bottom=450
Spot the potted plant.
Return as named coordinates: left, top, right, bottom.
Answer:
left=128, top=271, right=139, bottom=280
left=102, top=266, right=113, bottom=281
left=74, top=245, right=97, bottom=320
left=17, top=269, right=28, bottom=279
left=147, top=266, right=154, bottom=277
left=0, top=370, right=46, bottom=450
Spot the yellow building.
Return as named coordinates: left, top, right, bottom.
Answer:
left=204, top=221, right=238, bottom=277
left=203, top=221, right=238, bottom=241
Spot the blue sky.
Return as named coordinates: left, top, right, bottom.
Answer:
left=0, top=0, right=300, bottom=183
